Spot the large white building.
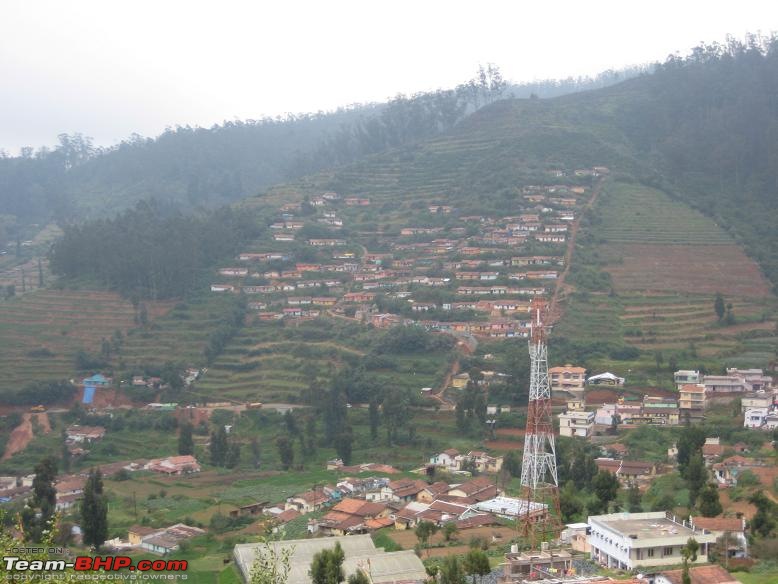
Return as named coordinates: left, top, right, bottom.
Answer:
left=588, top=512, right=716, bottom=570
left=559, top=410, right=595, bottom=438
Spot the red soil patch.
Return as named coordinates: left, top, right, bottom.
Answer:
left=495, top=428, right=525, bottom=438
left=1, top=411, right=53, bottom=461
left=605, top=244, right=771, bottom=297
left=35, top=412, right=51, bottom=433
left=85, top=388, right=134, bottom=409
left=585, top=388, right=621, bottom=404
left=485, top=440, right=523, bottom=451
left=2, top=415, right=33, bottom=460
left=718, top=491, right=756, bottom=520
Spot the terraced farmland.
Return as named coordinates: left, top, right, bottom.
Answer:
left=618, top=293, right=773, bottom=353
left=0, top=289, right=171, bottom=392
left=195, top=318, right=454, bottom=404
left=595, top=182, right=734, bottom=245
left=558, top=180, right=778, bottom=365
left=118, top=294, right=236, bottom=370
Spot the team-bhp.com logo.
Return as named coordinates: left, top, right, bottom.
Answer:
left=4, top=555, right=188, bottom=572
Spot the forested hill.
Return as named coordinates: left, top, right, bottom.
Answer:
left=0, top=67, right=644, bottom=228
left=251, top=34, right=778, bottom=287
left=569, top=35, right=778, bottom=287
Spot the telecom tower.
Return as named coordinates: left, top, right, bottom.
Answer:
left=519, top=298, right=561, bottom=545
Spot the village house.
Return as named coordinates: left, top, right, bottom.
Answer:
left=689, top=516, right=748, bottom=558
left=370, top=313, right=403, bottom=328
left=145, top=455, right=201, bottom=475
left=655, top=565, right=739, bottom=584
left=460, top=451, right=503, bottom=474
left=211, top=283, right=236, bottom=293
left=65, top=425, right=106, bottom=444
left=342, top=292, right=375, bottom=303
left=743, top=406, right=778, bottom=430
left=229, top=501, right=270, bottom=519
left=450, top=373, right=470, bottom=389
left=549, top=364, right=586, bottom=392
left=562, top=522, right=591, bottom=553
left=704, top=368, right=772, bottom=394
left=344, top=197, right=370, bottom=206
left=273, top=233, right=295, bottom=242
left=285, top=488, right=331, bottom=514
left=219, top=267, right=248, bottom=277
left=308, top=238, right=346, bottom=247
left=524, top=270, right=558, bottom=280
left=594, top=458, right=656, bottom=484
left=311, top=498, right=391, bottom=536
left=741, top=391, right=774, bottom=411
left=501, top=549, right=573, bottom=582
left=447, top=477, right=498, bottom=502
left=673, top=369, right=701, bottom=388
left=369, top=478, right=429, bottom=503
left=136, top=524, right=206, bottom=555
left=416, top=481, right=450, bottom=504
left=429, top=449, right=460, bottom=472
left=559, top=410, right=595, bottom=438
left=701, top=437, right=724, bottom=461
left=712, top=455, right=767, bottom=486
left=80, top=373, right=112, bottom=387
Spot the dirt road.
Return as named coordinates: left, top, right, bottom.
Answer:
left=548, top=177, right=606, bottom=324
left=2, top=412, right=51, bottom=461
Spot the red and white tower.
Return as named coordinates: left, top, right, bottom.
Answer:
left=519, top=298, right=561, bottom=545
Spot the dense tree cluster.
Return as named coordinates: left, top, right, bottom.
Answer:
left=5, top=380, right=76, bottom=406
left=49, top=200, right=261, bottom=299
left=618, top=34, right=778, bottom=288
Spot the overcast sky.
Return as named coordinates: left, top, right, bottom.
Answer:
left=1, top=0, right=776, bottom=153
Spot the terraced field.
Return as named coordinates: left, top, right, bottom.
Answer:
left=195, top=318, right=453, bottom=403
left=558, top=180, right=778, bottom=365
left=595, top=182, right=733, bottom=245
left=618, top=293, right=773, bottom=353
left=119, top=294, right=235, bottom=370
left=0, top=290, right=172, bottom=392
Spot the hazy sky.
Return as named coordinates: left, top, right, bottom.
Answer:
left=1, top=0, right=777, bottom=153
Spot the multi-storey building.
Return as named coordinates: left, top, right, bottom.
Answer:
left=559, top=410, right=595, bottom=438
left=678, top=384, right=706, bottom=423
left=588, top=512, right=716, bottom=570
left=548, top=364, right=586, bottom=392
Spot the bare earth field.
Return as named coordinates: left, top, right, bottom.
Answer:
left=604, top=243, right=771, bottom=297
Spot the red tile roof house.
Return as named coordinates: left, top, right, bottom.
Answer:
left=655, top=564, right=739, bottom=584
left=312, top=498, right=391, bottom=536
left=690, top=516, right=748, bottom=558
left=145, top=455, right=201, bottom=475
left=370, top=479, right=429, bottom=503
left=416, top=481, right=451, bottom=503
left=65, top=425, right=106, bottom=443
left=594, top=458, right=655, bottom=484
left=284, top=488, right=331, bottom=514
left=446, top=477, right=499, bottom=502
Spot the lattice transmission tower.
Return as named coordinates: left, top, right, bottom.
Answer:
left=519, top=298, right=561, bottom=546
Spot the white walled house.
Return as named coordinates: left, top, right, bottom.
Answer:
left=559, top=410, right=595, bottom=438
left=588, top=512, right=715, bottom=570
left=744, top=407, right=769, bottom=428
